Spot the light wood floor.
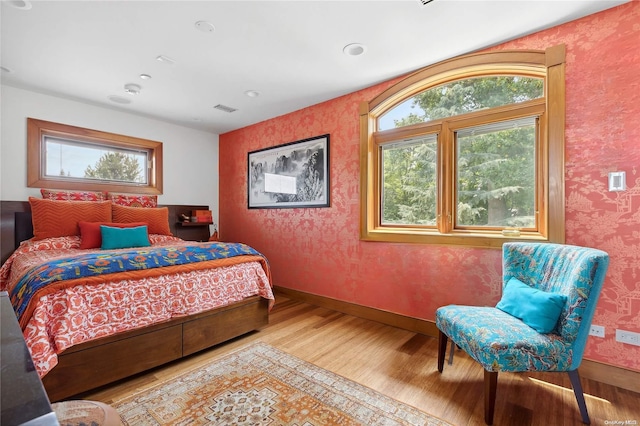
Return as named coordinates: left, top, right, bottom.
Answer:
left=84, top=294, right=640, bottom=425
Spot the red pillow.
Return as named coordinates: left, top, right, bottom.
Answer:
left=41, top=188, right=107, bottom=201
left=79, top=221, right=149, bottom=249
left=107, top=192, right=158, bottom=208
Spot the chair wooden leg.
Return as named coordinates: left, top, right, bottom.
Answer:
left=568, top=369, right=590, bottom=424
left=448, top=339, right=455, bottom=365
left=484, top=370, right=498, bottom=425
left=437, top=330, right=448, bottom=373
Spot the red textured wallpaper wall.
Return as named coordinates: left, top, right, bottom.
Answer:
left=220, top=2, right=640, bottom=371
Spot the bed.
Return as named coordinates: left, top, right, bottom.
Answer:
left=0, top=197, right=274, bottom=402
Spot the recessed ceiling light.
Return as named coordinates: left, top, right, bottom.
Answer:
left=108, top=95, right=132, bottom=105
left=245, top=90, right=260, bottom=98
left=7, top=0, right=32, bottom=10
left=343, top=43, right=367, bottom=56
left=195, top=21, right=215, bottom=33
left=156, top=55, right=175, bottom=65
left=0, top=66, right=13, bottom=73
left=124, top=83, right=142, bottom=95
left=139, top=74, right=152, bottom=80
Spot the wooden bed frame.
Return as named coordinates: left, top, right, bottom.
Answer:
left=0, top=200, right=270, bottom=402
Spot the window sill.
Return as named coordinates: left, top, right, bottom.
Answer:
left=361, top=228, right=549, bottom=248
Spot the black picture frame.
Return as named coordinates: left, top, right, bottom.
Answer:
left=248, top=134, right=330, bottom=209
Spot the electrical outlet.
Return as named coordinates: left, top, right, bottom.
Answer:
left=616, top=329, right=640, bottom=346
left=589, top=325, right=605, bottom=338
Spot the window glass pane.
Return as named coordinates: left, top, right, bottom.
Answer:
left=456, top=117, right=536, bottom=228
left=379, top=76, right=543, bottom=130
left=378, top=98, right=427, bottom=131
left=381, top=135, right=438, bottom=226
left=44, top=136, right=148, bottom=184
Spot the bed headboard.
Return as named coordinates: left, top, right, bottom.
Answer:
left=15, top=211, right=33, bottom=245
left=0, top=201, right=212, bottom=264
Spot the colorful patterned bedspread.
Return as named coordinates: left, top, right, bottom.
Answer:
left=10, top=242, right=263, bottom=324
left=0, top=235, right=275, bottom=378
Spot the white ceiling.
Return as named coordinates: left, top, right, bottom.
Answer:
left=0, top=0, right=628, bottom=135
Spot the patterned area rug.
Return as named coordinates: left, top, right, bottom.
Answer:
left=114, top=342, right=451, bottom=425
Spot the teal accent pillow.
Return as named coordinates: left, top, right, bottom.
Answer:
left=496, top=278, right=567, bottom=333
left=100, top=225, right=150, bottom=250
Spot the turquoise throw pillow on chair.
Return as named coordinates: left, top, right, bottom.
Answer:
left=496, top=277, right=567, bottom=333
left=100, top=225, right=150, bottom=250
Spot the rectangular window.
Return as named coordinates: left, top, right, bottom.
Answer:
left=28, top=118, right=163, bottom=195
left=455, top=117, right=537, bottom=229
left=381, top=135, right=438, bottom=226
left=44, top=136, right=150, bottom=185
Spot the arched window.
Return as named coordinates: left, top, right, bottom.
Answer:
left=359, top=46, right=565, bottom=247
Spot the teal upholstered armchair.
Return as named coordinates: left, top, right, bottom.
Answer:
left=436, top=242, right=609, bottom=425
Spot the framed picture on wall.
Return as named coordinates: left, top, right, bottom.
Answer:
left=248, top=134, right=330, bottom=209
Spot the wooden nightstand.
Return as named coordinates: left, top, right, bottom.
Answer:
left=168, top=204, right=214, bottom=242
left=175, top=221, right=213, bottom=242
